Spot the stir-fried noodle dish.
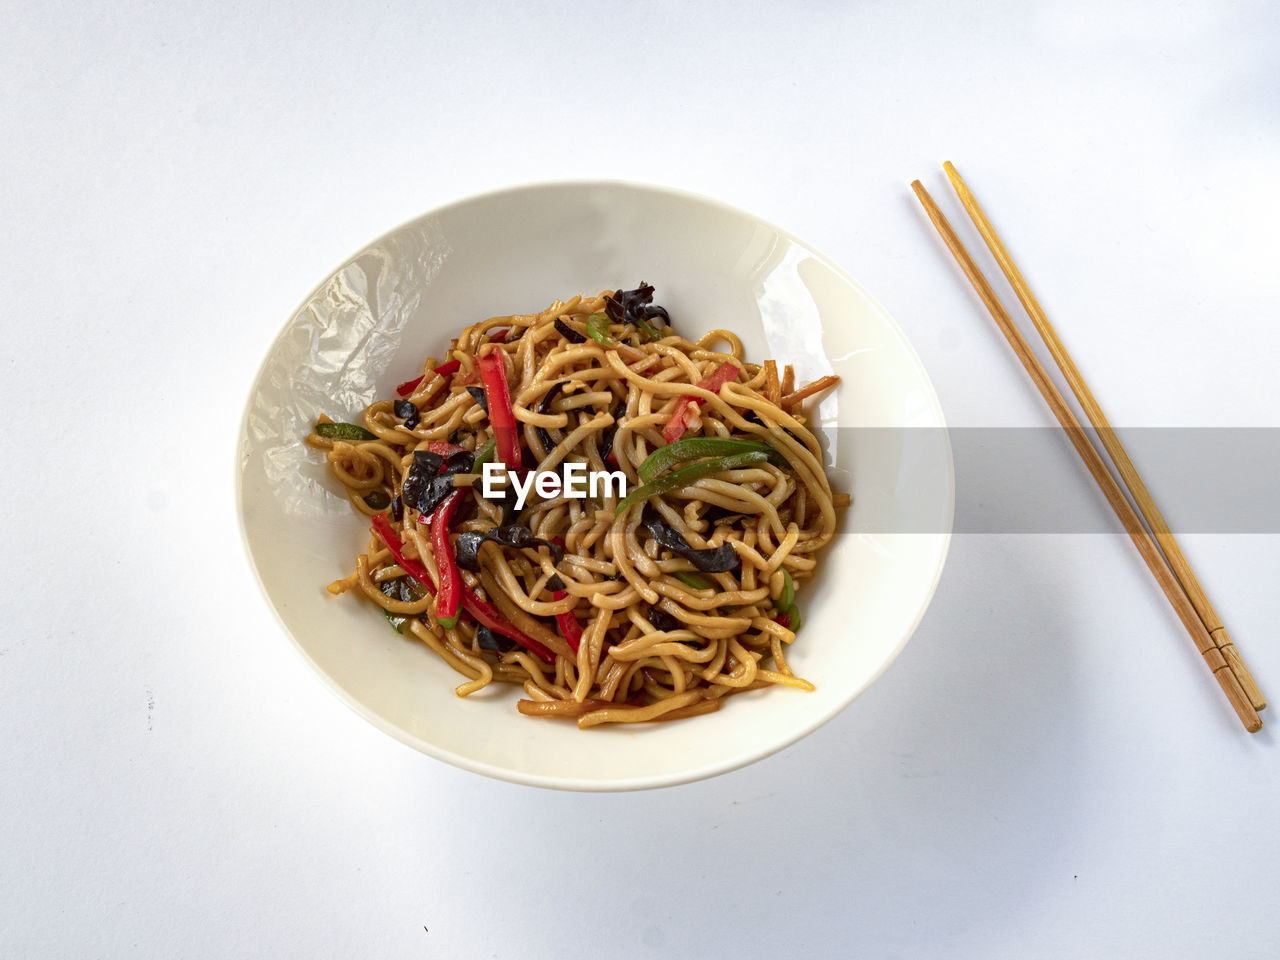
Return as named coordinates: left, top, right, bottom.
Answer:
left=308, top=285, right=846, bottom=728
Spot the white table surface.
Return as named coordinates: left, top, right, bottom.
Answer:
left=3, top=1, right=1277, bottom=956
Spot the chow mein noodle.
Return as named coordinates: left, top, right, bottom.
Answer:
left=307, top=285, right=845, bottom=727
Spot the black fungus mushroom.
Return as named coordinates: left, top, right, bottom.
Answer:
left=646, top=607, right=682, bottom=632
left=394, top=397, right=421, bottom=430
left=453, top=524, right=564, bottom=572
left=534, top=380, right=568, bottom=454
left=641, top=505, right=740, bottom=573
left=605, top=282, right=671, bottom=336
left=553, top=318, right=587, bottom=343
left=475, top=625, right=515, bottom=653
left=401, top=449, right=474, bottom=517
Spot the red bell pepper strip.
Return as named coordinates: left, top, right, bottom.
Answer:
left=395, top=375, right=423, bottom=397
left=489, top=327, right=509, bottom=343
left=430, top=491, right=464, bottom=629
left=372, top=513, right=435, bottom=590
left=457, top=589, right=554, bottom=663
left=426, top=440, right=469, bottom=457
left=370, top=514, right=554, bottom=663
left=552, top=590, right=583, bottom=653
left=477, top=351, right=523, bottom=468
left=395, top=359, right=462, bottom=397
left=661, top=362, right=741, bottom=444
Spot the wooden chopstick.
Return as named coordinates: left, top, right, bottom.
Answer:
left=942, top=161, right=1265, bottom=713
left=911, top=177, right=1262, bottom=733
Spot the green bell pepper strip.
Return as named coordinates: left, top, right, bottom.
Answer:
left=637, top=437, right=785, bottom=483
left=315, top=421, right=376, bottom=441
left=634, top=317, right=664, bottom=341
left=779, top=568, right=795, bottom=610
left=380, top=578, right=408, bottom=633
left=616, top=450, right=769, bottom=513
left=773, top=568, right=802, bottom=634
left=776, top=604, right=802, bottom=633
left=379, top=579, right=425, bottom=633
left=674, top=571, right=714, bottom=591
left=472, top=439, right=496, bottom=467
left=788, top=604, right=803, bottom=632
left=584, top=311, right=618, bottom=347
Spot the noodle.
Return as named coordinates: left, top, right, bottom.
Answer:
left=308, top=285, right=845, bottom=728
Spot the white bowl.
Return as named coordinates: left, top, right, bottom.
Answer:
left=236, top=181, right=953, bottom=791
